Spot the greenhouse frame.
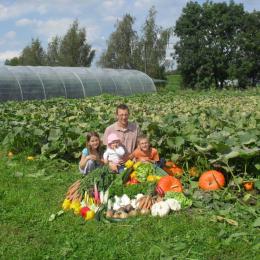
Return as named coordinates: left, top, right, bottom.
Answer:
left=0, top=66, right=156, bottom=102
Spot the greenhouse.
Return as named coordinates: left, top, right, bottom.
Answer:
left=0, top=66, right=156, bottom=102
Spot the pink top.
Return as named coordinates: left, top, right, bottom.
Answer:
left=103, top=122, right=140, bottom=154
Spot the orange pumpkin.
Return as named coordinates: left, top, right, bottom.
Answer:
left=157, top=175, right=183, bottom=193
left=163, top=161, right=183, bottom=177
left=243, top=182, right=254, bottom=191
left=199, top=170, right=225, bottom=191
left=169, top=166, right=183, bottom=177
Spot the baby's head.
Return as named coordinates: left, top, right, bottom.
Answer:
left=137, top=135, right=150, bottom=152
left=107, top=133, right=121, bottom=149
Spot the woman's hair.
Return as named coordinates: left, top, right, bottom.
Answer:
left=86, top=131, right=102, bottom=155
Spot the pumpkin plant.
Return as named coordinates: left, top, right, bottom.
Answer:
left=198, top=170, right=225, bottom=191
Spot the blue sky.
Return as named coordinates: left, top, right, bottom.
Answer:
left=0, top=0, right=259, bottom=66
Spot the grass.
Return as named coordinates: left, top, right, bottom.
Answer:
left=1, top=153, right=259, bottom=260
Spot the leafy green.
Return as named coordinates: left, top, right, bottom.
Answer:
left=164, top=191, right=192, bottom=208
left=136, top=163, right=155, bottom=182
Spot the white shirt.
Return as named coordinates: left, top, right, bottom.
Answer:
left=103, top=146, right=126, bottom=164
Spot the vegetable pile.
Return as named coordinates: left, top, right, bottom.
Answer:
left=61, top=160, right=195, bottom=222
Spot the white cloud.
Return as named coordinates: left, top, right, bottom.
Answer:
left=16, top=18, right=34, bottom=26
left=0, top=50, right=21, bottom=62
left=103, top=15, right=119, bottom=22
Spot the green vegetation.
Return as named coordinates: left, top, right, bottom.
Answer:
left=0, top=154, right=259, bottom=259
left=1, top=86, right=259, bottom=259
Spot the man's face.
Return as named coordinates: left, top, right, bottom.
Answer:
left=117, top=108, right=129, bottom=127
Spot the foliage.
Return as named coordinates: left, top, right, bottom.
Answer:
left=174, top=1, right=259, bottom=89
left=0, top=154, right=259, bottom=259
left=98, top=6, right=172, bottom=79
left=139, top=6, right=171, bottom=79
left=5, top=38, right=46, bottom=66
left=0, top=90, right=259, bottom=178
left=5, top=20, right=95, bottom=67
left=97, top=14, right=139, bottom=69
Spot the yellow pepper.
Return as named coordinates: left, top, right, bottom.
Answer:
left=147, top=175, right=158, bottom=182
left=70, top=200, right=81, bottom=210
left=130, top=171, right=137, bottom=179
left=133, top=161, right=141, bottom=170
left=62, top=199, right=71, bottom=211
left=85, top=210, right=95, bottom=221
left=125, top=160, right=134, bottom=169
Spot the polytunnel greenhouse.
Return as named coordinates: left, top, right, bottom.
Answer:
left=0, top=66, right=156, bottom=102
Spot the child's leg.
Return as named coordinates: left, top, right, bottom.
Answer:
left=118, top=165, right=125, bottom=174
left=80, top=160, right=96, bottom=175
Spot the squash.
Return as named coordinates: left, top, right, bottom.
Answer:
left=198, top=170, right=225, bottom=191
left=243, top=181, right=254, bottom=191
left=163, top=161, right=183, bottom=177
left=157, top=175, right=183, bottom=193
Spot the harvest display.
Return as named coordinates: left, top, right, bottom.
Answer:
left=61, top=160, right=218, bottom=222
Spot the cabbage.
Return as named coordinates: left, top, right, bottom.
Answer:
left=136, top=163, right=155, bottom=182
left=164, top=191, right=192, bottom=208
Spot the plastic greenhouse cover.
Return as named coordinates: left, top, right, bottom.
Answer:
left=0, top=66, right=156, bottom=102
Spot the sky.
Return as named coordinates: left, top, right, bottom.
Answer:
left=0, top=0, right=259, bottom=66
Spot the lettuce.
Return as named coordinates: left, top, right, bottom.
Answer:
left=164, top=191, right=192, bottom=208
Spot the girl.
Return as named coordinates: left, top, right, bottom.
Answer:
left=130, top=135, right=159, bottom=163
left=79, top=132, right=103, bottom=175
left=103, top=133, right=126, bottom=173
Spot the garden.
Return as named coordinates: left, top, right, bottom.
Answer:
left=0, top=81, right=260, bottom=259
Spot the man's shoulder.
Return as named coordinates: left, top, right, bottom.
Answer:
left=105, top=122, right=117, bottom=131
left=128, top=122, right=139, bottom=131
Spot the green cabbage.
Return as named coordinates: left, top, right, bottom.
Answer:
left=164, top=191, right=192, bottom=208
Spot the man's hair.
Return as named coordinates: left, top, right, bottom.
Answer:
left=116, top=104, right=129, bottom=114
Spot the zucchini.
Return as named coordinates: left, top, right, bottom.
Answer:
left=121, top=167, right=133, bottom=184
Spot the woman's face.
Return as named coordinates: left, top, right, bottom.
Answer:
left=139, top=138, right=149, bottom=152
left=88, top=136, right=100, bottom=150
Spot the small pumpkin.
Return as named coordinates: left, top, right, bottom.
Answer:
left=243, top=181, right=254, bottom=191
left=163, top=161, right=183, bottom=177
left=189, top=167, right=199, bottom=177
left=169, top=166, right=183, bottom=177
left=157, top=175, right=183, bottom=193
left=199, top=170, right=225, bottom=191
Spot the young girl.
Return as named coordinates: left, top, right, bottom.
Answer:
left=130, top=135, right=159, bottom=163
left=103, top=133, right=126, bottom=173
left=79, top=132, right=103, bottom=175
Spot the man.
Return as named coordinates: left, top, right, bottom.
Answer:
left=103, top=104, right=141, bottom=156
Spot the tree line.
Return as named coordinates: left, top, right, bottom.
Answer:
left=5, top=2, right=260, bottom=88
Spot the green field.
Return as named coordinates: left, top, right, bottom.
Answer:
left=0, top=78, right=260, bottom=259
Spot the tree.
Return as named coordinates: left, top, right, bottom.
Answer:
left=174, top=1, right=246, bottom=89
left=5, top=57, right=21, bottom=66
left=5, top=38, right=46, bottom=66
left=97, top=14, right=139, bottom=69
left=58, top=20, right=95, bottom=67
left=230, top=11, right=260, bottom=87
left=139, top=6, right=171, bottom=79
left=5, top=20, right=95, bottom=67
left=46, top=36, right=61, bottom=66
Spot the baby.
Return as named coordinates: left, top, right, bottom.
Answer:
left=103, top=133, right=126, bottom=172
